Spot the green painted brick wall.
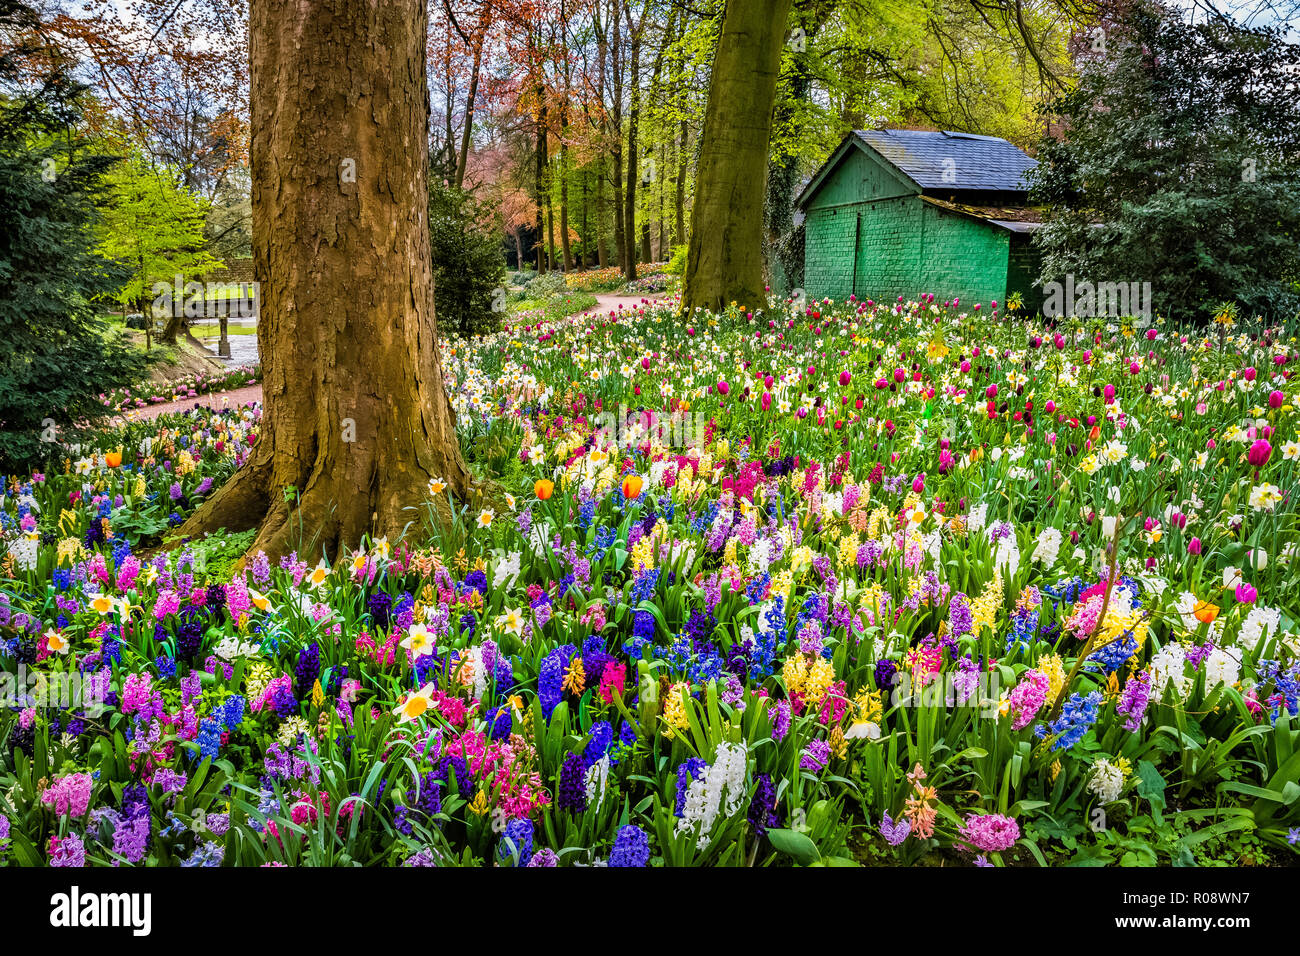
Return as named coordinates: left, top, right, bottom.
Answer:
left=805, top=198, right=1010, bottom=305
left=802, top=141, right=1022, bottom=307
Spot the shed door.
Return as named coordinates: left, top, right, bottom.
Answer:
left=854, top=197, right=915, bottom=302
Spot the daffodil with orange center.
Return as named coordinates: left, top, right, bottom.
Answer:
left=393, top=683, right=437, bottom=723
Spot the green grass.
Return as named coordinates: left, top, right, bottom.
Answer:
left=509, top=291, right=599, bottom=322
left=192, top=326, right=258, bottom=336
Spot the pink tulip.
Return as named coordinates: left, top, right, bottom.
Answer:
left=1248, top=439, right=1272, bottom=468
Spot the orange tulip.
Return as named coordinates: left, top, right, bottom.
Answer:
left=1192, top=600, right=1220, bottom=625
left=534, top=479, right=554, bottom=500
left=621, top=474, right=643, bottom=499
left=105, top=450, right=122, bottom=468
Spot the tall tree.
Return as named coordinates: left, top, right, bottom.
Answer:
left=96, top=153, right=223, bottom=340
left=179, top=0, right=472, bottom=561
left=1031, top=0, right=1300, bottom=321
left=621, top=0, right=648, bottom=279
left=0, top=0, right=147, bottom=471
left=683, top=0, right=792, bottom=312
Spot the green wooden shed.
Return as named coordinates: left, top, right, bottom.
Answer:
left=796, top=129, right=1045, bottom=310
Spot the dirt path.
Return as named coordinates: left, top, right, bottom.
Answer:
left=117, top=383, right=264, bottom=423
left=116, top=296, right=672, bottom=424
left=589, top=293, right=675, bottom=315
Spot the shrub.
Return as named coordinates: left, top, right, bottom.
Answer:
left=428, top=180, right=507, bottom=337
left=524, top=271, right=568, bottom=298
left=1030, top=1, right=1300, bottom=322
left=0, top=34, right=148, bottom=472
left=666, top=244, right=688, bottom=276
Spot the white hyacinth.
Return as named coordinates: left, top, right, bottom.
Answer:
left=1033, top=526, right=1062, bottom=567
left=492, top=550, right=522, bottom=589
left=1235, top=606, right=1280, bottom=651
left=6, top=532, right=38, bottom=572
left=1149, top=643, right=1192, bottom=700
left=1087, top=758, right=1124, bottom=804
left=676, top=741, right=748, bottom=849
left=1203, top=647, right=1241, bottom=690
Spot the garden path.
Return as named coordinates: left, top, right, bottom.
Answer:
left=124, top=295, right=675, bottom=421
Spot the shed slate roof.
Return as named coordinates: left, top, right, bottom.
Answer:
left=920, top=196, right=1046, bottom=232
left=854, top=129, right=1037, bottom=193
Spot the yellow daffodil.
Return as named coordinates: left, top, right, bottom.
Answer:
left=307, top=560, right=330, bottom=588
left=393, top=683, right=437, bottom=723
left=400, top=624, right=436, bottom=659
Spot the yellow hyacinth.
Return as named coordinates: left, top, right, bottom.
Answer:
left=661, top=682, right=691, bottom=737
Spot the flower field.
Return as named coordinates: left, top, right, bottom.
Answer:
left=2, top=295, right=1298, bottom=867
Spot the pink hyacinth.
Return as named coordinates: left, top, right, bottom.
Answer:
left=42, top=772, right=93, bottom=819
left=1007, top=669, right=1049, bottom=731
left=959, top=812, right=1020, bottom=853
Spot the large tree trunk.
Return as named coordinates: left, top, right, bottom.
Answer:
left=611, top=151, right=625, bottom=273
left=159, top=312, right=186, bottom=345
left=559, top=3, right=574, bottom=272
left=534, top=96, right=547, bottom=272
left=559, top=150, right=572, bottom=271
left=454, top=6, right=491, bottom=190
left=682, top=0, right=792, bottom=313
left=546, top=197, right=556, bottom=271
left=595, top=165, right=607, bottom=268
left=623, top=32, right=640, bottom=280
left=675, top=118, right=687, bottom=247
left=179, top=0, right=471, bottom=562
left=578, top=169, right=588, bottom=269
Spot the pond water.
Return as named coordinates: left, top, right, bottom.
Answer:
left=190, top=318, right=260, bottom=365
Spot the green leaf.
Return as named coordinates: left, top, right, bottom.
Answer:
left=1135, top=760, right=1166, bottom=812
left=765, top=828, right=821, bottom=865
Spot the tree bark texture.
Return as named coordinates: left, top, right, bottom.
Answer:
left=180, top=0, right=472, bottom=562
left=682, top=0, right=792, bottom=313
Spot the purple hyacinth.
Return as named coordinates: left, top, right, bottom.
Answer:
left=558, top=753, right=588, bottom=812
left=608, top=825, right=651, bottom=867
left=879, top=812, right=911, bottom=846
left=1116, top=670, right=1152, bottom=731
